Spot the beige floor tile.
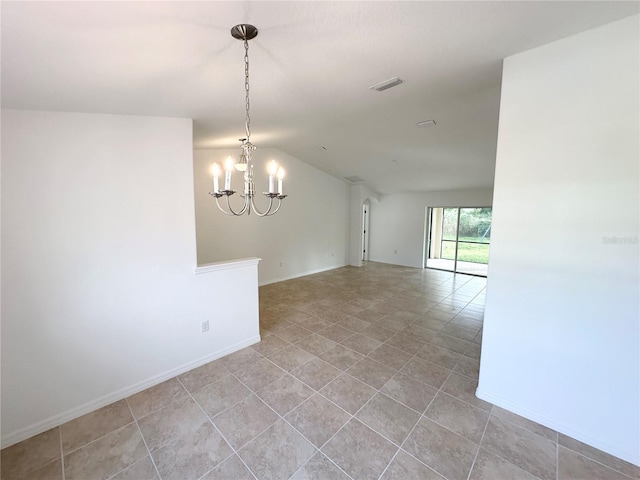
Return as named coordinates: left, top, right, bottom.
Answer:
left=340, top=333, right=382, bottom=355
left=347, top=357, right=397, bottom=389
left=212, top=394, right=278, bottom=450
left=239, top=419, right=316, bottom=480
left=384, top=333, right=426, bottom=354
left=178, top=359, right=230, bottom=392
left=250, top=334, right=290, bottom=356
left=127, top=378, right=189, bottom=419
left=266, top=345, right=316, bottom=374
left=200, top=454, right=253, bottom=480
left=454, top=356, right=480, bottom=380
left=430, top=334, right=472, bottom=354
left=0, top=428, right=61, bottom=480
left=413, top=317, right=448, bottom=332
left=319, top=373, right=376, bottom=414
left=380, top=450, right=445, bottom=480
left=256, top=373, right=314, bottom=416
left=291, top=357, right=342, bottom=390
left=282, top=310, right=315, bottom=324
left=492, top=406, right=557, bottom=442
left=360, top=324, right=398, bottom=342
left=379, top=315, right=415, bottom=332
left=319, top=344, right=364, bottom=370
left=450, top=316, right=484, bottom=330
left=463, top=342, right=482, bottom=360
left=558, top=434, right=640, bottom=479
left=137, top=397, right=208, bottom=452
left=219, top=348, right=263, bottom=374
left=296, top=317, right=334, bottom=333
left=236, top=357, right=286, bottom=391
left=110, top=455, right=159, bottom=480
left=356, top=393, right=421, bottom=445
left=295, top=333, right=338, bottom=356
left=425, top=392, right=489, bottom=443
left=470, top=449, right=539, bottom=480
left=558, top=446, right=632, bottom=480
left=61, top=400, right=133, bottom=453
left=481, top=415, right=556, bottom=480
left=276, top=325, right=314, bottom=343
left=440, top=372, right=492, bottom=411
left=415, top=344, right=461, bottom=369
left=403, top=417, right=478, bottom=480
left=400, top=324, right=437, bottom=343
left=192, top=375, right=251, bottom=417
left=440, top=324, right=479, bottom=342
left=322, top=419, right=398, bottom=480
left=262, top=318, right=296, bottom=333
left=151, top=422, right=232, bottom=480
left=64, top=424, right=147, bottom=480
left=367, top=344, right=414, bottom=370
left=291, top=452, right=350, bottom=480
left=4, top=458, right=63, bottom=480
left=340, top=315, right=372, bottom=332
left=400, top=357, right=451, bottom=389
left=285, top=394, right=350, bottom=447
left=381, top=372, right=438, bottom=413
left=317, top=324, right=355, bottom=343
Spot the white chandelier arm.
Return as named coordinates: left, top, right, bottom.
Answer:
left=249, top=195, right=275, bottom=217
left=224, top=194, right=249, bottom=216
left=210, top=192, right=249, bottom=216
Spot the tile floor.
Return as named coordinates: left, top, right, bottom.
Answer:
left=2, top=262, right=639, bottom=480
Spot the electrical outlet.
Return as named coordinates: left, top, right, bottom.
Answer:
left=394, top=249, right=398, bottom=254
left=201, top=320, right=209, bottom=333
left=280, top=261, right=284, bottom=267
left=325, top=253, right=329, bottom=259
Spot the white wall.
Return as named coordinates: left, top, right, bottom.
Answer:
left=194, top=148, right=349, bottom=285
left=478, top=16, right=639, bottom=465
left=368, top=189, right=494, bottom=268
left=1, top=110, right=260, bottom=446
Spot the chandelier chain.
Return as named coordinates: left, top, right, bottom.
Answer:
left=209, top=24, right=286, bottom=217
left=244, top=38, right=251, bottom=142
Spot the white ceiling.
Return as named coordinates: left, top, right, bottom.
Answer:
left=2, top=1, right=638, bottom=194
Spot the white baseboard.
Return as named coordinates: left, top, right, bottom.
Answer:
left=476, top=388, right=640, bottom=467
left=1, top=335, right=261, bottom=449
left=259, top=263, right=346, bottom=286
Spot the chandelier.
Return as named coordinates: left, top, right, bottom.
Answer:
left=210, top=24, right=287, bottom=216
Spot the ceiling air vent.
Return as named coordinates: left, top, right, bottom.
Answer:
left=345, top=176, right=364, bottom=183
left=369, top=77, right=403, bottom=92
left=417, top=120, right=437, bottom=128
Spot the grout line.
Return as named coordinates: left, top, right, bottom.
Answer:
left=58, top=427, right=66, bottom=480
left=556, top=438, right=560, bottom=480
left=559, top=446, right=639, bottom=480
left=466, top=401, right=493, bottom=480
left=123, top=398, right=162, bottom=480
left=61, top=420, right=137, bottom=456
left=177, top=376, right=258, bottom=480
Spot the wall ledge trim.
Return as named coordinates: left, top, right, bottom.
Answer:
left=195, top=257, right=261, bottom=275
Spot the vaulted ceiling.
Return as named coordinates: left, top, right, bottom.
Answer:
left=2, top=1, right=638, bottom=194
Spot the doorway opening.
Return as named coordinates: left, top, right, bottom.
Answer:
left=362, top=202, right=370, bottom=262
left=424, top=207, right=492, bottom=276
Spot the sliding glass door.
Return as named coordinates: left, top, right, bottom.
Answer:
left=425, top=207, right=492, bottom=276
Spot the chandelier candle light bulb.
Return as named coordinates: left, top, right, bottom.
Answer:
left=224, top=156, right=234, bottom=191
left=268, top=160, right=278, bottom=193
left=212, top=163, right=220, bottom=192
left=277, top=167, right=285, bottom=195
